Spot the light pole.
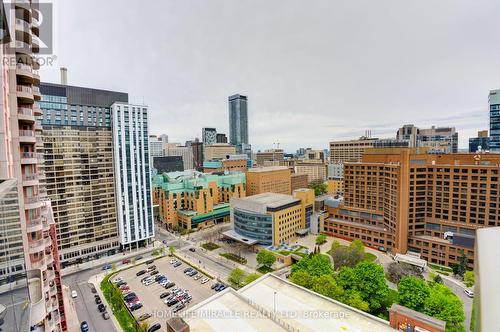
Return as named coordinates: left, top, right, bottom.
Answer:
left=273, top=291, right=277, bottom=316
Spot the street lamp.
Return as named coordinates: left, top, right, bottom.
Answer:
left=273, top=291, right=277, bottom=315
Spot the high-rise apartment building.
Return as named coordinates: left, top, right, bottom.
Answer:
left=216, top=133, right=228, bottom=143
left=396, top=124, right=458, bottom=153
left=39, top=82, right=126, bottom=265
left=246, top=166, right=291, bottom=196
left=228, top=94, right=249, bottom=154
left=329, top=137, right=378, bottom=163
left=323, top=148, right=500, bottom=268
left=149, top=135, right=164, bottom=157
left=111, top=102, right=154, bottom=248
left=291, top=173, right=308, bottom=192
left=490, top=89, right=500, bottom=152
left=0, top=1, right=67, bottom=330
left=165, top=145, right=194, bottom=170
left=202, top=127, right=217, bottom=146
left=153, top=156, right=184, bottom=173
left=188, top=138, right=203, bottom=170
left=469, top=130, right=489, bottom=152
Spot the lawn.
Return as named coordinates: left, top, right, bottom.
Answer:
left=428, top=263, right=453, bottom=273
left=100, top=274, right=137, bottom=332
left=201, top=242, right=220, bottom=251
left=364, top=252, right=377, bottom=262
left=256, top=266, right=274, bottom=274
left=220, top=252, right=247, bottom=264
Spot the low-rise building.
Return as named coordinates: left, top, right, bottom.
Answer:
left=246, top=166, right=291, bottom=196
left=203, top=143, right=237, bottom=161
left=329, top=137, right=378, bottom=163
left=291, top=173, right=308, bottom=192
left=326, top=178, right=343, bottom=195
left=203, top=155, right=248, bottom=173
left=256, top=149, right=284, bottom=166
left=153, top=171, right=245, bottom=230
left=295, top=160, right=327, bottom=184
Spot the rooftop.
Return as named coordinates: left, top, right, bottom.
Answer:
left=247, top=166, right=289, bottom=173
left=238, top=192, right=299, bottom=209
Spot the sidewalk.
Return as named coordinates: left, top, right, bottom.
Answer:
left=62, top=284, right=80, bottom=332
left=61, top=243, right=160, bottom=277
left=88, top=271, right=123, bottom=332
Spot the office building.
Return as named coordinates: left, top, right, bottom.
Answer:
left=326, top=179, right=343, bottom=195
left=111, top=102, right=154, bottom=248
left=159, top=133, right=168, bottom=144
left=291, top=173, right=308, bottom=192
left=153, top=156, right=184, bottom=173
left=246, top=166, right=291, bottom=196
left=469, top=130, right=489, bottom=152
left=226, top=192, right=308, bottom=246
left=329, top=137, right=378, bottom=163
left=202, top=127, right=217, bottom=146
left=216, top=133, right=227, bottom=143
left=189, top=138, right=204, bottom=170
left=152, top=171, right=245, bottom=230
left=39, top=82, right=125, bottom=265
left=256, top=149, right=284, bottom=166
left=149, top=135, right=164, bottom=157
left=228, top=94, right=249, bottom=154
left=0, top=1, right=67, bottom=329
left=302, top=148, right=326, bottom=162
left=397, top=124, right=458, bottom=153
left=293, top=188, right=315, bottom=230
left=295, top=160, right=327, bottom=184
left=323, top=148, right=500, bottom=268
left=203, top=143, right=236, bottom=161
left=327, top=163, right=344, bottom=180
left=490, top=89, right=500, bottom=152
left=203, top=154, right=248, bottom=173
left=181, top=274, right=443, bottom=332
left=165, top=145, right=194, bottom=170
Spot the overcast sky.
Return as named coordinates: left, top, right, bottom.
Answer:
left=40, top=0, right=500, bottom=152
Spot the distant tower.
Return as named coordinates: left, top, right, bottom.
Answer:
left=228, top=94, right=249, bottom=154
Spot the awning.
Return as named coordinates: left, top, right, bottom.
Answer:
left=222, top=230, right=259, bottom=245
left=295, top=228, right=309, bottom=235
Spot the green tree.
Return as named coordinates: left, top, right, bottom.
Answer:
left=349, top=240, right=365, bottom=254
left=330, top=240, right=342, bottom=253
left=291, top=254, right=333, bottom=278
left=309, top=180, right=328, bottom=196
left=454, top=250, right=468, bottom=278
left=341, top=290, right=370, bottom=312
left=331, top=245, right=364, bottom=270
left=256, top=250, right=276, bottom=268
left=464, top=271, right=474, bottom=287
left=290, top=270, right=316, bottom=289
left=311, top=274, right=343, bottom=300
left=398, top=276, right=430, bottom=312
left=315, top=234, right=327, bottom=245
left=424, top=283, right=465, bottom=332
left=228, top=268, right=246, bottom=288
left=386, top=262, right=423, bottom=284
left=168, top=245, right=175, bottom=256
left=244, top=273, right=260, bottom=285
left=433, top=274, right=444, bottom=284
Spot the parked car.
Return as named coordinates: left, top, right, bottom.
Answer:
left=136, top=255, right=143, bottom=260
left=147, top=265, right=157, bottom=271
left=138, top=313, right=152, bottom=321
left=160, top=292, right=171, bottom=299
left=116, top=281, right=126, bottom=287
left=136, top=270, right=146, bottom=276
left=172, top=302, right=185, bottom=313
left=144, top=280, right=155, bottom=286
left=102, top=263, right=111, bottom=271
left=169, top=259, right=177, bottom=264
left=464, top=289, right=474, bottom=298
left=122, top=258, right=131, bottom=264
left=102, top=312, right=110, bottom=320
left=193, top=274, right=202, bottom=280
left=146, top=259, right=154, bottom=264
left=123, top=293, right=136, bottom=301
left=80, top=321, right=89, bottom=332
left=150, top=270, right=159, bottom=276
left=90, top=286, right=97, bottom=294
left=166, top=298, right=179, bottom=307
left=98, top=304, right=106, bottom=313
left=141, top=276, right=150, bottom=283
left=215, top=284, right=226, bottom=291
left=189, top=248, right=196, bottom=252
left=95, top=297, right=102, bottom=305
left=164, top=281, right=175, bottom=289
left=155, top=274, right=165, bottom=281
left=142, top=277, right=154, bottom=284
left=201, top=277, right=209, bottom=284
left=130, top=303, right=143, bottom=311
left=187, top=270, right=198, bottom=277
left=183, top=267, right=193, bottom=273
left=173, top=261, right=182, bottom=268
left=147, top=323, right=162, bottom=332
left=112, top=277, right=123, bottom=284
left=71, top=290, right=78, bottom=298
left=119, top=284, right=129, bottom=290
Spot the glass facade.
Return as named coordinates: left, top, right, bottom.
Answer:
left=228, top=94, right=248, bottom=154
left=491, top=103, right=500, bottom=152
left=233, top=209, right=273, bottom=245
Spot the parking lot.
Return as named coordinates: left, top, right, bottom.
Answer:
left=112, top=255, right=216, bottom=329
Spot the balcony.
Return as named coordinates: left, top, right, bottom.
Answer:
left=18, top=107, right=35, bottom=122
left=16, top=85, right=34, bottom=103
left=27, top=270, right=46, bottom=327
left=20, top=151, right=37, bottom=164
left=33, top=104, right=42, bottom=116
left=16, top=63, right=33, bottom=80
left=32, top=36, right=40, bottom=54
left=32, top=69, right=40, bottom=83
left=15, top=40, right=31, bottom=55
left=29, top=238, right=45, bottom=254
left=43, top=236, right=52, bottom=248
left=19, top=129, right=36, bottom=143
left=26, top=217, right=43, bottom=233
left=22, top=173, right=38, bottom=186
left=24, top=195, right=42, bottom=209
left=32, top=85, right=41, bottom=100
left=45, top=253, right=54, bottom=266
left=14, top=0, right=31, bottom=11
left=34, top=120, right=42, bottom=131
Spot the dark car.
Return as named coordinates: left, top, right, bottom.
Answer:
left=102, top=312, right=110, bottom=320
left=147, top=323, right=162, bottom=332
left=123, top=293, right=136, bottom=301
left=136, top=255, right=143, bottom=260
left=172, top=302, right=185, bottom=313
left=97, top=304, right=106, bottom=312
left=155, top=274, right=165, bottom=281
left=183, top=267, right=192, bottom=273
left=211, top=282, right=220, bottom=290
left=136, top=270, right=146, bottom=276
left=164, top=281, right=175, bottom=289
left=173, top=261, right=182, bottom=267
left=140, top=276, right=150, bottom=282
left=95, top=297, right=102, bottom=305
left=146, top=259, right=154, bottom=264
left=138, top=313, right=152, bottom=321
left=90, top=286, right=97, bottom=294
left=130, top=302, right=143, bottom=311
left=122, top=259, right=131, bottom=264
left=148, top=265, right=157, bottom=271
left=215, top=284, right=226, bottom=291
left=116, top=280, right=126, bottom=287
left=160, top=292, right=170, bottom=299
left=150, top=270, right=159, bottom=276
left=80, top=321, right=89, bottom=332
left=188, top=270, right=198, bottom=277
left=166, top=298, right=179, bottom=307
left=189, top=248, right=196, bottom=252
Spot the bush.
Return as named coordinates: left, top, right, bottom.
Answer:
left=100, top=274, right=137, bottom=332
left=220, top=253, right=247, bottom=264
left=257, top=265, right=274, bottom=274
left=386, top=262, right=423, bottom=284
left=315, top=234, right=327, bottom=245
left=364, top=253, right=377, bottom=262
left=201, top=242, right=220, bottom=251
left=464, top=271, right=474, bottom=287
left=256, top=250, right=276, bottom=268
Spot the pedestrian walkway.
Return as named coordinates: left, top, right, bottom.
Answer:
left=62, top=285, right=80, bottom=332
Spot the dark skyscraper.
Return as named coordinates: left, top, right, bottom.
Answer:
left=216, top=133, right=228, bottom=143
left=490, top=89, right=500, bottom=152
left=228, top=94, right=249, bottom=154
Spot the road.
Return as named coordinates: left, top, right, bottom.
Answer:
left=442, top=277, right=473, bottom=331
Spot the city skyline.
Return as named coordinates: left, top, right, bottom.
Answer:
left=39, top=0, right=500, bottom=151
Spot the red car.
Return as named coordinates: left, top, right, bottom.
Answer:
left=122, top=259, right=131, bottom=264
left=126, top=297, right=139, bottom=305
left=120, top=286, right=130, bottom=292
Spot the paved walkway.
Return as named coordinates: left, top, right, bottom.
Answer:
left=62, top=284, right=80, bottom=332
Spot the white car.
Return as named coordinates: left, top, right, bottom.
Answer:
left=200, top=277, right=209, bottom=284
left=464, top=289, right=474, bottom=298
left=112, top=277, right=123, bottom=284
left=71, top=290, right=77, bottom=298
left=159, top=280, right=168, bottom=286
left=169, top=259, right=177, bottom=264
left=144, top=280, right=154, bottom=286
left=142, top=277, right=154, bottom=284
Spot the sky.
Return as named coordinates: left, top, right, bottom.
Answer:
left=40, top=0, right=500, bottom=152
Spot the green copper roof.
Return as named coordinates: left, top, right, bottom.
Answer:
left=152, top=170, right=245, bottom=194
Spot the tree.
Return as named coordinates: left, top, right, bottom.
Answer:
left=398, top=276, right=430, bottom=312
left=424, top=283, right=465, bottom=332
left=386, top=262, right=423, bottom=284
left=350, top=240, right=365, bottom=255
left=228, top=268, right=246, bottom=288
left=168, top=245, right=175, bottom=256
left=311, top=274, right=343, bottom=300
left=244, top=273, right=260, bottom=285
left=291, top=254, right=333, bottom=277
left=331, top=245, right=364, bottom=270
left=454, top=250, right=468, bottom=278
left=341, top=290, right=370, bottom=312
left=290, top=270, right=315, bottom=289
left=315, top=234, right=327, bottom=245
left=309, top=180, right=328, bottom=196
left=256, top=250, right=276, bottom=269
left=433, top=274, right=443, bottom=284
left=464, top=271, right=474, bottom=287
